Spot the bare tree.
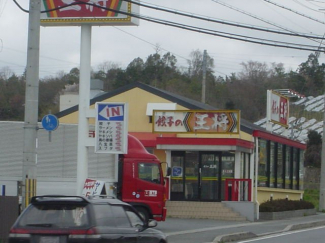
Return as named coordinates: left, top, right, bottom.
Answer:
left=0, top=66, right=14, bottom=80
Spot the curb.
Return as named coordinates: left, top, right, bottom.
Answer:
left=287, top=219, right=325, bottom=231
left=213, top=220, right=325, bottom=243
left=213, top=232, right=256, bottom=243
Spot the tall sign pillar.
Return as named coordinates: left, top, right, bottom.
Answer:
left=76, top=25, right=92, bottom=195
left=40, top=0, right=139, bottom=194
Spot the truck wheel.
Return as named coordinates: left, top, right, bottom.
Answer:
left=136, top=207, right=149, bottom=222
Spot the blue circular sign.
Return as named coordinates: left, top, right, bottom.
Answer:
left=41, top=114, right=59, bottom=131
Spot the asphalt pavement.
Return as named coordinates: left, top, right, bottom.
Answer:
left=156, top=213, right=325, bottom=243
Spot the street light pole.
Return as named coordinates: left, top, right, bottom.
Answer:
left=21, top=0, right=41, bottom=210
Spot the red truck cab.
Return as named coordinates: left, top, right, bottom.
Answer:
left=116, top=134, right=167, bottom=221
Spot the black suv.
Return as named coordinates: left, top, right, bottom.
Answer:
left=9, top=195, right=167, bottom=243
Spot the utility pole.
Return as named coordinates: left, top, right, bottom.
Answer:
left=21, top=0, right=41, bottom=210
left=201, top=50, right=207, bottom=104
left=319, top=95, right=325, bottom=211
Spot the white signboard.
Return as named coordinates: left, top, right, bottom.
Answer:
left=82, top=178, right=106, bottom=197
left=95, top=102, right=128, bottom=154
left=267, top=90, right=289, bottom=127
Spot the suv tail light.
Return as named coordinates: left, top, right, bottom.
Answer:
left=69, top=227, right=97, bottom=235
left=10, top=228, right=30, bottom=234
left=10, top=227, right=99, bottom=237
left=69, top=227, right=100, bottom=239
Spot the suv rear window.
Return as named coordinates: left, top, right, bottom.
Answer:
left=18, top=204, right=89, bottom=228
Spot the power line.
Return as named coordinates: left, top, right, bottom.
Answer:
left=211, top=0, right=325, bottom=46
left=141, top=14, right=321, bottom=50
left=263, top=0, right=325, bottom=24
left=11, top=0, right=325, bottom=67
left=126, top=0, right=325, bottom=40
left=293, top=0, right=322, bottom=12
left=80, top=1, right=325, bottom=51
left=13, top=0, right=325, bottom=42
left=112, top=26, right=190, bottom=62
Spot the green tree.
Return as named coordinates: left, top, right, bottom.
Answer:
left=293, top=53, right=325, bottom=96
left=304, top=130, right=322, bottom=168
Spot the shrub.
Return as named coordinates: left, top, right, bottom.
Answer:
left=259, top=199, right=314, bottom=212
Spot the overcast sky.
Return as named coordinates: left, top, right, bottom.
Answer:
left=1, top=0, right=325, bottom=79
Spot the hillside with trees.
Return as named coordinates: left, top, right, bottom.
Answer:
left=0, top=50, right=324, bottom=122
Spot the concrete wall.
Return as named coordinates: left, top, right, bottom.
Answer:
left=223, top=201, right=256, bottom=221
left=257, top=187, right=303, bottom=203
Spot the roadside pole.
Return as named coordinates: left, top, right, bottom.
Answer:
left=22, top=0, right=41, bottom=210
left=76, top=25, right=92, bottom=195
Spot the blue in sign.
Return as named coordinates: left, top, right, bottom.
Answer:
left=172, top=166, right=182, bottom=177
left=41, top=114, right=59, bottom=131
left=97, top=104, right=124, bottom=121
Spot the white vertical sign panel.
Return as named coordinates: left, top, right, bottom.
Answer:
left=95, top=102, right=128, bottom=154
left=266, top=90, right=289, bottom=128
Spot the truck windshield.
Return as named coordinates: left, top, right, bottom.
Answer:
left=138, top=163, right=161, bottom=184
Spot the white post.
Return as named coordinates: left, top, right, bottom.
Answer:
left=254, top=137, right=259, bottom=220
left=76, top=25, right=92, bottom=195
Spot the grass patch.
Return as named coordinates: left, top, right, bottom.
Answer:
left=304, top=189, right=319, bottom=210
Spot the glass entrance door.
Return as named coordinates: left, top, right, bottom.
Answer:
left=199, top=153, right=221, bottom=201
left=170, top=151, right=223, bottom=201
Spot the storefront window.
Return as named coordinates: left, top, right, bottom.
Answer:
left=258, top=139, right=267, bottom=187
left=240, top=152, right=250, bottom=179
left=270, top=142, right=275, bottom=188
left=285, top=146, right=292, bottom=189
left=277, top=144, right=284, bottom=188
left=185, top=152, right=199, bottom=200
left=222, top=154, right=234, bottom=178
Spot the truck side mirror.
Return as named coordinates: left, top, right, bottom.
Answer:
left=166, top=167, right=171, bottom=177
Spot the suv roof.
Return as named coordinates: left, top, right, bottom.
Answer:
left=30, top=195, right=130, bottom=206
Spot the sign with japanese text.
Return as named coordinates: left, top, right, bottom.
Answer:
left=95, top=102, right=128, bottom=154
left=267, top=90, right=289, bottom=127
left=40, top=0, right=139, bottom=26
left=82, top=178, right=106, bottom=197
left=153, top=110, right=240, bottom=134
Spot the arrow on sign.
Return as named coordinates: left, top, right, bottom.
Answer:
left=99, top=105, right=124, bottom=120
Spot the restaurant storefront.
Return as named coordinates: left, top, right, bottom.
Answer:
left=155, top=135, right=255, bottom=202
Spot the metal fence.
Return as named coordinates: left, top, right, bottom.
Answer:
left=0, top=196, right=19, bottom=242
